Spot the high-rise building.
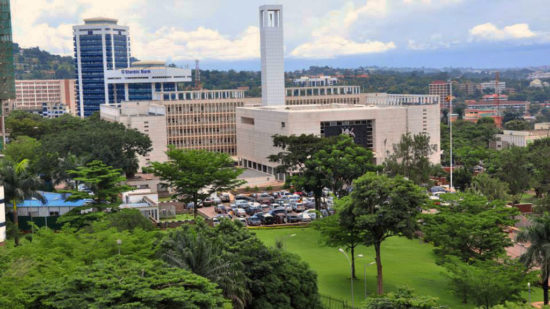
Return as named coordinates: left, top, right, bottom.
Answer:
left=259, top=5, right=284, bottom=106
left=0, top=0, right=14, bottom=102
left=7, top=79, right=76, bottom=114
left=73, top=17, right=130, bottom=117
left=429, top=80, right=450, bottom=108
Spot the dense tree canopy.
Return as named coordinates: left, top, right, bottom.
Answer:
left=5, top=112, right=152, bottom=178
left=422, top=193, right=518, bottom=262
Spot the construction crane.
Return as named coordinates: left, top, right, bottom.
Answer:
left=194, top=59, right=201, bottom=89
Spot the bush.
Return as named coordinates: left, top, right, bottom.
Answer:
left=364, top=287, right=446, bottom=309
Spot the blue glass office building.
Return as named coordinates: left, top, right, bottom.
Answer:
left=73, top=17, right=130, bottom=117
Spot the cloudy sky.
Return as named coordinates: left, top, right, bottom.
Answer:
left=10, top=0, right=550, bottom=70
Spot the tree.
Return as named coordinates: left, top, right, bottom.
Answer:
left=0, top=159, right=44, bottom=246
left=25, top=256, right=230, bottom=309
left=384, top=132, right=437, bottom=185
left=268, top=134, right=327, bottom=174
left=469, top=173, right=510, bottom=202
left=422, top=193, right=518, bottom=262
left=3, top=136, right=41, bottom=167
left=517, top=213, right=550, bottom=305
left=151, top=148, right=245, bottom=218
left=487, top=147, right=532, bottom=198
left=444, top=256, right=531, bottom=308
left=160, top=225, right=250, bottom=308
left=312, top=197, right=363, bottom=279
left=504, top=119, right=532, bottom=131
left=346, top=172, right=427, bottom=294
left=527, top=138, right=550, bottom=197
left=310, top=135, right=376, bottom=197
left=64, top=160, right=130, bottom=204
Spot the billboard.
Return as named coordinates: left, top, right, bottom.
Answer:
left=321, top=119, right=374, bottom=149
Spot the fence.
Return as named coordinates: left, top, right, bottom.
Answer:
left=320, top=295, right=356, bottom=309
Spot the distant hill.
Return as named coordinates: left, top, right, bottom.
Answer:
left=13, top=43, right=74, bottom=80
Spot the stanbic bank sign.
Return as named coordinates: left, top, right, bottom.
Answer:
left=105, top=67, right=192, bottom=84
left=121, top=69, right=152, bottom=74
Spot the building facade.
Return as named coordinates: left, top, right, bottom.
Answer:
left=293, top=75, right=338, bottom=87
left=429, top=80, right=450, bottom=108
left=236, top=102, right=441, bottom=180
left=286, top=86, right=361, bottom=105
left=73, top=17, right=130, bottom=117
left=480, top=81, right=506, bottom=92
left=0, top=0, right=14, bottom=101
left=260, top=5, right=284, bottom=106
left=0, top=186, right=5, bottom=244
left=104, top=60, right=191, bottom=103
left=7, top=79, right=76, bottom=114
left=100, top=101, right=168, bottom=168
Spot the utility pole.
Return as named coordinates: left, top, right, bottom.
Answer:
left=448, top=81, right=453, bottom=191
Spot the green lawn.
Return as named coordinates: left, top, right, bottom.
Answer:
left=254, top=227, right=542, bottom=308
left=160, top=213, right=194, bottom=222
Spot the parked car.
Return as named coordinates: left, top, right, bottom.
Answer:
left=246, top=205, right=261, bottom=216
left=287, top=214, right=302, bottom=223
left=292, top=202, right=305, bottom=212
left=256, top=193, right=275, bottom=204
left=220, top=193, right=231, bottom=203
left=247, top=215, right=262, bottom=226
left=215, top=205, right=226, bottom=214
left=236, top=208, right=247, bottom=217
left=235, top=199, right=249, bottom=207
left=213, top=214, right=232, bottom=226
left=301, top=209, right=318, bottom=221
left=269, top=207, right=287, bottom=216
left=203, top=198, right=214, bottom=206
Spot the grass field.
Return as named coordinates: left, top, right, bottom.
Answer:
left=159, top=213, right=194, bottom=222
left=254, top=227, right=542, bottom=308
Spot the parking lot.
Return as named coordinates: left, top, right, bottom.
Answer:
left=198, top=190, right=335, bottom=226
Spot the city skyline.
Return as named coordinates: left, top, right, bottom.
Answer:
left=10, top=0, right=550, bottom=70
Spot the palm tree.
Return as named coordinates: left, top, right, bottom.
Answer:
left=0, top=159, right=44, bottom=246
left=517, top=213, right=550, bottom=305
left=160, top=228, right=251, bottom=308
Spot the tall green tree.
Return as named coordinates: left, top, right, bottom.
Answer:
left=517, top=213, right=550, bottom=305
left=423, top=193, right=518, bottom=262
left=3, top=136, right=41, bottom=168
left=384, top=132, right=437, bottom=185
left=444, top=256, right=531, bottom=308
left=151, top=148, right=245, bottom=218
left=0, top=159, right=44, bottom=246
left=64, top=160, right=130, bottom=204
left=268, top=134, right=327, bottom=174
left=310, top=135, right=376, bottom=197
left=528, top=138, right=550, bottom=197
left=346, top=172, right=427, bottom=294
left=469, top=173, right=510, bottom=202
left=488, top=146, right=532, bottom=199
left=312, top=197, right=363, bottom=279
left=160, top=226, right=249, bottom=308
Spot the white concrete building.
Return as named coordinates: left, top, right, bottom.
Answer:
left=100, top=101, right=168, bottom=168
left=294, top=75, right=338, bottom=87
left=260, top=5, right=284, bottom=106
left=493, top=129, right=550, bottom=149
left=236, top=102, right=441, bottom=180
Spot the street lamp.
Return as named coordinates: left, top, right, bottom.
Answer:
left=339, top=248, right=354, bottom=308
left=357, top=254, right=376, bottom=299
left=528, top=282, right=531, bottom=304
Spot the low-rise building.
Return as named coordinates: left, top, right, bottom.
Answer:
left=293, top=75, right=338, bottom=87
left=492, top=129, right=550, bottom=149
left=480, top=81, right=506, bottom=92
left=7, top=79, right=76, bottom=115
left=100, top=101, right=168, bottom=168
left=236, top=101, right=441, bottom=180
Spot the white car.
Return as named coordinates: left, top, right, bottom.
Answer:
left=236, top=208, right=247, bottom=217
left=301, top=209, right=318, bottom=221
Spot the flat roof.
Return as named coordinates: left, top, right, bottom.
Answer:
left=84, top=17, right=118, bottom=24
left=11, top=192, right=91, bottom=208
left=239, top=103, right=397, bottom=113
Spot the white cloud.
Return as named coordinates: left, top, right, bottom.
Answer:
left=134, top=26, right=260, bottom=61
left=292, top=0, right=394, bottom=58
left=291, top=36, right=396, bottom=58
left=469, top=23, right=536, bottom=41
